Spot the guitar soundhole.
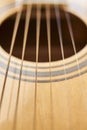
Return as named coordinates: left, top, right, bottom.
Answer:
left=0, top=5, right=87, bottom=62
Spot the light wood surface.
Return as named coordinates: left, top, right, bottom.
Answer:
left=0, top=0, right=87, bottom=130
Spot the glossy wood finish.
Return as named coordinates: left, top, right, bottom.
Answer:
left=0, top=0, right=87, bottom=130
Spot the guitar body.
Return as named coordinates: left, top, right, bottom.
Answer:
left=0, top=0, right=87, bottom=130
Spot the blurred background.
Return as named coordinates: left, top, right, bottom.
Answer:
left=0, top=0, right=86, bottom=7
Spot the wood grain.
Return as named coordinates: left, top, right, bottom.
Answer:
left=0, top=1, right=87, bottom=130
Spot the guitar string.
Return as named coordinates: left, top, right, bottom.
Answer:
left=12, top=5, right=32, bottom=130
left=0, top=7, right=22, bottom=113
left=7, top=83, right=15, bottom=119
left=64, top=4, right=85, bottom=127
left=33, top=4, right=41, bottom=130
left=55, top=6, right=67, bottom=80
left=54, top=5, right=71, bottom=130
left=63, top=5, right=84, bottom=129
left=46, top=5, right=53, bottom=130
left=65, top=12, right=81, bottom=76
left=55, top=3, right=82, bottom=129
left=64, top=5, right=87, bottom=129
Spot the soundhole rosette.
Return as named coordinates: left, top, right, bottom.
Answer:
left=0, top=2, right=87, bottom=82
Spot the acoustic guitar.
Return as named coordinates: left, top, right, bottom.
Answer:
left=0, top=0, right=87, bottom=130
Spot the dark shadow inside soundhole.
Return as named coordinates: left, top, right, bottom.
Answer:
left=0, top=5, right=87, bottom=62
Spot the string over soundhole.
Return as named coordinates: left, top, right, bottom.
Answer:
left=0, top=4, right=87, bottom=62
